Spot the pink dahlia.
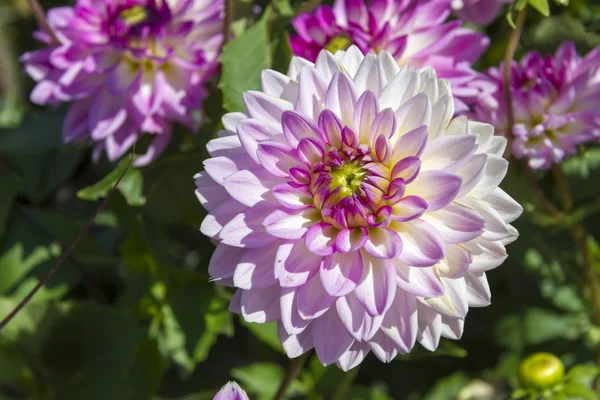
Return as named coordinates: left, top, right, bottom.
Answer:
left=21, top=0, right=223, bottom=165
left=289, top=0, right=489, bottom=112
left=472, top=42, right=600, bottom=170
left=451, top=0, right=511, bottom=26
left=195, top=47, right=522, bottom=369
left=213, top=382, right=249, bottom=400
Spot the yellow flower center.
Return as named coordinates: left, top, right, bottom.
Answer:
left=119, top=5, right=148, bottom=25
left=325, top=35, right=353, bottom=54
left=329, top=161, right=366, bottom=199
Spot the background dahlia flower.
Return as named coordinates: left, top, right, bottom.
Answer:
left=213, top=382, right=249, bottom=400
left=289, top=0, right=489, bottom=112
left=451, top=0, right=511, bottom=26
left=196, top=46, right=522, bottom=370
left=21, top=0, right=223, bottom=165
left=472, top=42, right=600, bottom=170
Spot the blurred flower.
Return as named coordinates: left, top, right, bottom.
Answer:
left=451, top=0, right=511, bottom=26
left=472, top=42, right=600, bottom=169
left=213, top=382, right=249, bottom=400
left=289, top=0, right=489, bottom=112
left=457, top=379, right=496, bottom=400
left=21, top=0, right=224, bottom=165
left=518, top=353, right=565, bottom=391
left=195, top=46, right=521, bottom=370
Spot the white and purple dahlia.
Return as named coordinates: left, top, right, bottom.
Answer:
left=472, top=42, right=600, bottom=170
left=21, top=0, right=223, bottom=165
left=289, top=0, right=489, bottom=112
left=195, top=47, right=522, bottom=370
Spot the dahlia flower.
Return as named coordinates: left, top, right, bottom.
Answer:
left=213, top=382, right=249, bottom=400
left=472, top=42, right=600, bottom=169
left=451, top=0, right=511, bottom=26
left=195, top=46, right=522, bottom=369
left=289, top=0, right=489, bottom=112
left=21, top=0, right=223, bottom=165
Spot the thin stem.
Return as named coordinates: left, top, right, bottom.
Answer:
left=26, top=0, right=60, bottom=46
left=222, top=0, right=232, bottom=47
left=552, top=165, right=574, bottom=213
left=0, top=149, right=136, bottom=331
left=273, top=353, right=309, bottom=400
left=502, top=7, right=527, bottom=149
left=552, top=166, right=600, bottom=378
left=15, top=207, right=109, bottom=304
left=521, top=160, right=562, bottom=217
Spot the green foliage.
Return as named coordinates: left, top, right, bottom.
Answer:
left=78, top=157, right=146, bottom=206
left=529, top=0, right=551, bottom=16
left=2, top=1, right=600, bottom=399
left=219, top=11, right=271, bottom=113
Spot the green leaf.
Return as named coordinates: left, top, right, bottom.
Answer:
left=240, top=319, right=283, bottom=353
left=0, top=110, right=84, bottom=204
left=129, top=338, right=163, bottom=400
left=424, top=372, right=470, bottom=400
left=562, top=382, right=597, bottom=399
left=346, top=386, right=393, bottom=400
left=78, top=157, right=145, bottom=206
left=0, top=163, right=22, bottom=240
left=160, top=283, right=232, bottom=376
left=529, top=0, right=550, bottom=16
left=0, top=345, right=27, bottom=384
left=565, top=365, right=600, bottom=386
left=6, top=207, right=115, bottom=269
left=38, top=303, right=142, bottom=400
left=142, top=152, right=204, bottom=226
left=0, top=243, right=60, bottom=294
left=270, top=15, right=293, bottom=74
left=523, top=308, right=582, bottom=344
left=523, top=15, right=600, bottom=56
left=219, top=10, right=271, bottom=113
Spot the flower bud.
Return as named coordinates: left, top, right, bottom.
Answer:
left=213, top=382, right=249, bottom=400
left=518, top=352, right=565, bottom=391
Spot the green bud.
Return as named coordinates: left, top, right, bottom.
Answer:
left=518, top=352, right=565, bottom=391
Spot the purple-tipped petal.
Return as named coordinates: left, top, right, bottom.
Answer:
left=335, top=227, right=368, bottom=253
left=364, top=228, right=402, bottom=259
left=282, top=110, right=324, bottom=147
left=320, top=251, right=363, bottom=296
left=391, top=196, right=427, bottom=222
left=272, top=182, right=314, bottom=209
left=264, top=207, right=318, bottom=239
left=397, top=220, right=445, bottom=267
left=354, top=253, right=396, bottom=316
left=406, top=170, right=462, bottom=211
left=297, top=273, right=336, bottom=320
left=312, top=308, right=355, bottom=365
left=276, top=240, right=323, bottom=287
left=305, top=223, right=338, bottom=256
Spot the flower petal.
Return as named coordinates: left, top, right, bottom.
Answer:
left=364, top=228, right=403, bottom=259
left=406, top=170, right=461, bottom=211
left=354, top=252, right=396, bottom=316
left=264, top=207, right=318, bottom=239
left=320, top=251, right=363, bottom=296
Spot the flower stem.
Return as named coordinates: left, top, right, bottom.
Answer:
left=273, top=353, right=309, bottom=400
left=0, top=148, right=137, bottom=331
left=222, top=0, right=232, bottom=47
left=26, top=0, right=60, bottom=46
left=502, top=6, right=527, bottom=144
left=552, top=166, right=600, bottom=373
